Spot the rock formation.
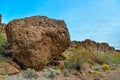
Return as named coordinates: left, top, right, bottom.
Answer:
left=0, top=62, right=20, bottom=75
left=68, top=39, right=117, bottom=53
left=0, top=14, right=6, bottom=32
left=0, top=14, right=7, bottom=41
left=5, top=16, right=70, bottom=70
left=116, top=50, right=120, bottom=53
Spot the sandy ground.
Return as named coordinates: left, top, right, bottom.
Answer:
left=104, top=69, right=120, bottom=80
left=0, top=68, right=120, bottom=80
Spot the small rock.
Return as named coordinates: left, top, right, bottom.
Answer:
left=64, top=69, right=70, bottom=77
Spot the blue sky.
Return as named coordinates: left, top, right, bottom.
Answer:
left=0, top=0, right=120, bottom=49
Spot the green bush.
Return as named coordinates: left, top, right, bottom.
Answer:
left=113, top=54, right=120, bottom=64
left=23, top=68, right=39, bottom=79
left=0, top=74, right=9, bottom=79
left=44, top=68, right=61, bottom=78
left=65, top=50, right=80, bottom=70
left=93, top=53, right=111, bottom=64
left=64, top=44, right=120, bottom=71
left=65, top=46, right=89, bottom=70
left=91, top=53, right=120, bottom=69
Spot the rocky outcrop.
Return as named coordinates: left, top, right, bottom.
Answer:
left=116, top=50, right=120, bottom=53
left=68, top=39, right=117, bottom=53
left=0, top=14, right=7, bottom=41
left=5, top=16, right=70, bottom=70
left=0, top=14, right=6, bottom=33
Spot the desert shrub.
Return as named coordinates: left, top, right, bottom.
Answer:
left=91, top=53, right=120, bottom=70
left=94, top=53, right=120, bottom=66
left=102, top=64, right=110, bottom=71
left=113, top=54, right=120, bottom=65
left=64, top=46, right=90, bottom=71
left=0, top=53, right=10, bottom=62
left=49, top=68, right=61, bottom=75
left=23, top=68, right=39, bottom=79
left=0, top=74, right=9, bottom=79
left=92, top=53, right=115, bottom=65
left=65, top=50, right=80, bottom=70
left=93, top=53, right=109, bottom=64
left=0, top=54, right=4, bottom=62
left=64, top=43, right=120, bottom=72
left=44, top=68, right=61, bottom=78
left=0, top=33, right=7, bottom=49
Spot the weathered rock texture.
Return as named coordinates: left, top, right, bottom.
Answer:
left=68, top=39, right=117, bottom=53
left=0, top=62, right=20, bottom=75
left=5, top=16, right=70, bottom=70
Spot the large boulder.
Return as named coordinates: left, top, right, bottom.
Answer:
left=5, top=16, right=70, bottom=70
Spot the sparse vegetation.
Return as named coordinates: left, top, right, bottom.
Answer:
left=63, top=44, right=120, bottom=73
left=44, top=68, right=61, bottom=79
left=0, top=32, right=7, bottom=50
left=1, top=13, right=120, bottom=80
left=0, top=74, right=9, bottom=79
left=23, top=68, right=39, bottom=79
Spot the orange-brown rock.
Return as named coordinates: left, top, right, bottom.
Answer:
left=97, top=43, right=115, bottom=53
left=0, top=62, right=20, bottom=75
left=82, top=39, right=97, bottom=52
left=5, top=16, right=70, bottom=70
left=68, top=39, right=117, bottom=53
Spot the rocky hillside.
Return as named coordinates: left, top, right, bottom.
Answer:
left=0, top=15, right=120, bottom=80
left=67, top=39, right=118, bottom=54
